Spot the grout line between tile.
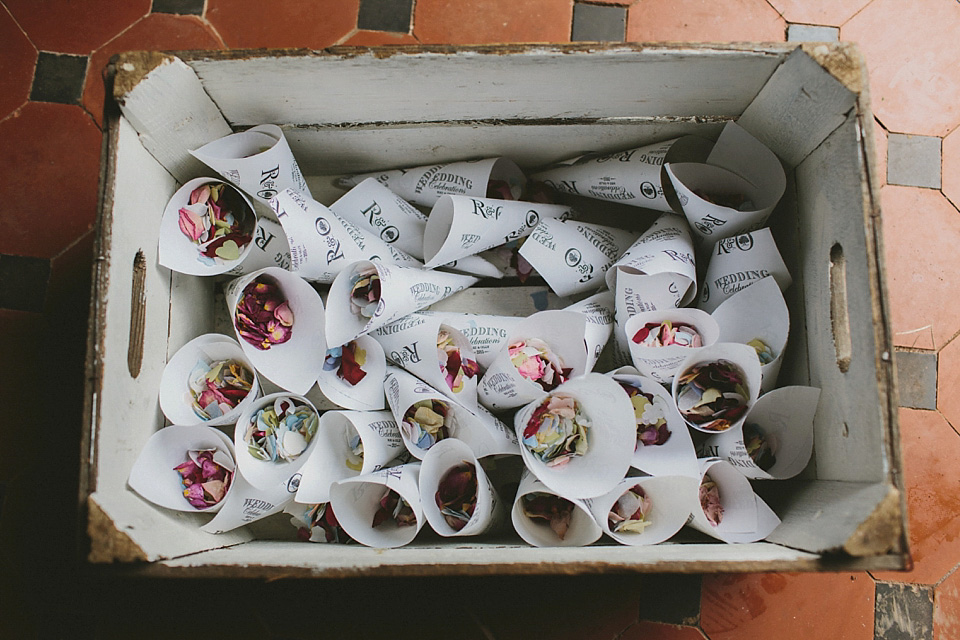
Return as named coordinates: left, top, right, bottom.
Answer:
left=50, top=228, right=96, bottom=263
left=838, top=0, right=879, bottom=31
left=0, top=101, right=26, bottom=126
left=333, top=27, right=360, bottom=46
left=194, top=12, right=227, bottom=48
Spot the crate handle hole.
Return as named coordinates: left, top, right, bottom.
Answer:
left=830, top=242, right=852, bottom=373
left=128, top=250, right=146, bottom=378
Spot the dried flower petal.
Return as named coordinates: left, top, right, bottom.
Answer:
left=178, top=181, right=253, bottom=264
left=675, top=360, right=749, bottom=432
left=608, top=485, right=652, bottom=533
left=235, top=276, right=294, bottom=351
left=522, top=393, right=589, bottom=467
left=521, top=492, right=574, bottom=539
left=438, top=329, right=479, bottom=394
left=289, top=503, right=353, bottom=543
left=632, top=320, right=702, bottom=348
left=244, top=397, right=318, bottom=463
left=509, top=338, right=570, bottom=392
left=700, top=475, right=724, bottom=526
left=401, top=399, right=451, bottom=450
left=435, top=462, right=478, bottom=531
left=186, top=358, right=254, bottom=420
left=349, top=267, right=381, bottom=319
left=744, top=423, right=777, bottom=471
left=748, top=338, right=775, bottom=364
left=372, top=488, right=416, bottom=529
left=618, top=383, right=671, bottom=448
left=173, top=449, right=233, bottom=509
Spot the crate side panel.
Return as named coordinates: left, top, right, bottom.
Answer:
left=91, top=117, right=251, bottom=560
left=796, top=115, right=885, bottom=483
left=185, top=48, right=785, bottom=127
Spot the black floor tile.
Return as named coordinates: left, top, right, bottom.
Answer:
left=875, top=582, right=934, bottom=640
left=572, top=2, right=626, bottom=42
left=0, top=255, right=50, bottom=312
left=358, top=0, right=414, bottom=33
left=152, top=0, right=205, bottom=14
left=29, top=52, right=88, bottom=105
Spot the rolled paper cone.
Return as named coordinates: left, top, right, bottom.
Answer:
left=586, top=475, right=697, bottom=546
left=511, top=469, right=601, bottom=547
left=190, top=123, right=312, bottom=207
left=329, top=177, right=428, bottom=259
left=385, top=367, right=517, bottom=460
left=232, top=392, right=321, bottom=491
left=665, top=121, right=786, bottom=243
left=605, top=212, right=697, bottom=306
left=158, top=177, right=258, bottom=276
left=624, top=308, right=720, bottom=384
left=711, top=275, right=789, bottom=393
left=421, top=312, right=524, bottom=370
left=519, top=218, right=640, bottom=297
left=329, top=463, right=424, bottom=548
left=295, top=410, right=403, bottom=504
left=224, top=266, right=327, bottom=395
left=371, top=312, right=480, bottom=408
left=671, top=342, right=762, bottom=434
left=477, top=310, right=589, bottom=412
left=686, top=458, right=780, bottom=543
left=128, top=424, right=236, bottom=514
left=324, top=260, right=479, bottom=347
left=224, top=217, right=293, bottom=275
left=271, top=189, right=421, bottom=283
left=201, top=466, right=298, bottom=534
left=607, top=366, right=700, bottom=479
left=316, top=335, right=387, bottom=411
left=563, top=290, right=614, bottom=372
left=159, top=333, right=260, bottom=428
left=419, top=438, right=506, bottom=537
left=514, top=373, right=636, bottom=500
left=702, top=386, right=820, bottom=480
left=334, top=157, right=526, bottom=208
left=423, top=195, right=575, bottom=268
left=611, top=270, right=692, bottom=368
left=698, top=227, right=792, bottom=313
left=530, top=136, right=712, bottom=211
left=438, top=253, right=505, bottom=279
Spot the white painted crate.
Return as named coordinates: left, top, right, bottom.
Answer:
left=82, top=43, right=905, bottom=575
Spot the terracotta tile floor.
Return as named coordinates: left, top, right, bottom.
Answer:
left=0, top=0, right=957, bottom=637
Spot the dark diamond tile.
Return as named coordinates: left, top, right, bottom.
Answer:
left=358, top=0, right=414, bottom=33
left=639, top=574, right=702, bottom=626
left=572, top=2, right=626, bottom=42
left=152, top=0, right=205, bottom=14
left=29, top=52, right=87, bottom=105
left=875, top=582, right=934, bottom=640
left=0, top=255, right=50, bottom=312
left=896, top=349, right=937, bottom=409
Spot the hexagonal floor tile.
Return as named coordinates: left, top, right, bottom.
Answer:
left=0, top=5, right=37, bottom=122
left=938, top=336, right=960, bottom=431
left=873, top=409, right=960, bottom=584
left=414, top=0, right=573, bottom=44
left=881, top=185, right=960, bottom=351
left=767, top=0, right=872, bottom=28
left=700, top=572, right=874, bottom=639
left=843, top=0, right=960, bottom=137
left=5, top=0, right=150, bottom=55
left=942, top=125, right=960, bottom=211
left=935, top=568, right=960, bottom=638
left=206, top=0, right=359, bottom=48
left=626, top=0, right=785, bottom=42
left=619, top=622, right=707, bottom=640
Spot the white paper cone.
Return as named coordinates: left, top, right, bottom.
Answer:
left=201, top=467, right=297, bottom=534
left=316, top=335, right=387, bottom=411
left=419, top=438, right=505, bottom=537
left=190, top=124, right=311, bottom=207
left=698, top=227, right=792, bottom=313
left=624, top=309, right=720, bottom=384
left=128, top=425, right=236, bottom=513
left=671, top=343, right=762, bottom=434
left=232, top=392, right=321, bottom=491
left=225, top=266, right=327, bottom=395
left=711, top=275, right=789, bottom=392
left=158, top=177, right=258, bottom=276
left=423, top=195, right=575, bottom=268
left=514, top=374, right=636, bottom=499
left=271, top=189, right=421, bottom=283
left=586, top=475, right=697, bottom=546
left=335, top=157, right=526, bottom=208
left=519, top=219, right=640, bottom=297
left=605, top=213, right=697, bottom=306
left=330, top=177, right=429, bottom=259
left=372, top=312, right=480, bottom=408
left=511, top=469, right=601, bottom=547
left=224, top=217, right=293, bottom=275
left=702, top=386, right=820, bottom=480
left=421, top=312, right=524, bottom=370
left=531, top=136, right=712, bottom=211
left=295, top=410, right=403, bottom=503
left=477, top=310, right=589, bottom=411
left=564, top=290, right=614, bottom=372
left=610, top=270, right=691, bottom=368
left=607, top=367, right=699, bottom=479
left=438, top=253, right=505, bottom=279
left=158, top=333, right=260, bottom=428
left=666, top=122, right=786, bottom=243
left=329, top=463, right=424, bottom=548
left=687, top=458, right=780, bottom=543
left=385, top=367, right=517, bottom=459
left=325, top=260, right=479, bottom=347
